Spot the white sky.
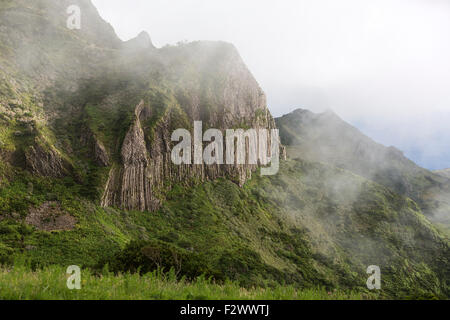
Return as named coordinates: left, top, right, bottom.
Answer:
left=92, top=0, right=450, bottom=170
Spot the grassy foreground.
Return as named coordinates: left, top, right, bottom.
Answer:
left=0, top=265, right=370, bottom=300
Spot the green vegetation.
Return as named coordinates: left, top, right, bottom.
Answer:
left=0, top=0, right=448, bottom=301
left=276, top=109, right=450, bottom=224
left=0, top=264, right=368, bottom=300
left=0, top=160, right=447, bottom=299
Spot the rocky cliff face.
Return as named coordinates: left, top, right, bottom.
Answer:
left=0, top=0, right=282, bottom=212
left=101, top=101, right=159, bottom=212
left=100, top=74, right=279, bottom=212
left=79, top=127, right=109, bottom=167
left=25, top=138, right=70, bottom=178
left=95, top=41, right=283, bottom=212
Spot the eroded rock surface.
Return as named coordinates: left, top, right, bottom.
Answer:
left=80, top=128, right=110, bottom=167
left=26, top=201, right=77, bottom=231
left=25, top=139, right=69, bottom=178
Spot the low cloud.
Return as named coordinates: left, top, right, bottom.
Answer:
left=92, top=0, right=450, bottom=169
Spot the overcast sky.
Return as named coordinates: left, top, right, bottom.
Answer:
left=92, top=0, right=450, bottom=170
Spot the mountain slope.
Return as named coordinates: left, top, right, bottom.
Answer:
left=276, top=109, right=450, bottom=227
left=0, top=0, right=448, bottom=299
left=1, top=160, right=447, bottom=298
left=435, top=169, right=450, bottom=179
left=0, top=0, right=277, bottom=212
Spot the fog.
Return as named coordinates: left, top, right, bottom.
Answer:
left=92, top=0, right=450, bottom=170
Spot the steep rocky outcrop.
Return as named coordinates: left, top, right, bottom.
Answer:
left=25, top=138, right=70, bottom=178
left=123, top=31, right=156, bottom=51
left=102, top=101, right=157, bottom=211
left=1, top=0, right=283, bottom=213
left=435, top=169, right=450, bottom=179
left=80, top=128, right=110, bottom=167
left=96, top=41, right=285, bottom=212
left=93, top=138, right=109, bottom=167
left=101, top=97, right=280, bottom=212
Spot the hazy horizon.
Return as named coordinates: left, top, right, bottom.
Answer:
left=92, top=0, right=450, bottom=170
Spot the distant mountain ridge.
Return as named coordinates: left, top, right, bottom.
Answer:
left=435, top=169, right=450, bottom=179
left=276, top=108, right=450, bottom=226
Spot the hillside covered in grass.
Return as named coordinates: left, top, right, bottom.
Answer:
left=0, top=264, right=371, bottom=300
left=0, top=0, right=448, bottom=300
left=1, top=160, right=448, bottom=298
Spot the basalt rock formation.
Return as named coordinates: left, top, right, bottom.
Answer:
left=0, top=0, right=280, bottom=212
left=79, top=127, right=109, bottom=167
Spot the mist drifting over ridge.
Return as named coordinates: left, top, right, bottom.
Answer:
left=92, top=0, right=450, bottom=170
